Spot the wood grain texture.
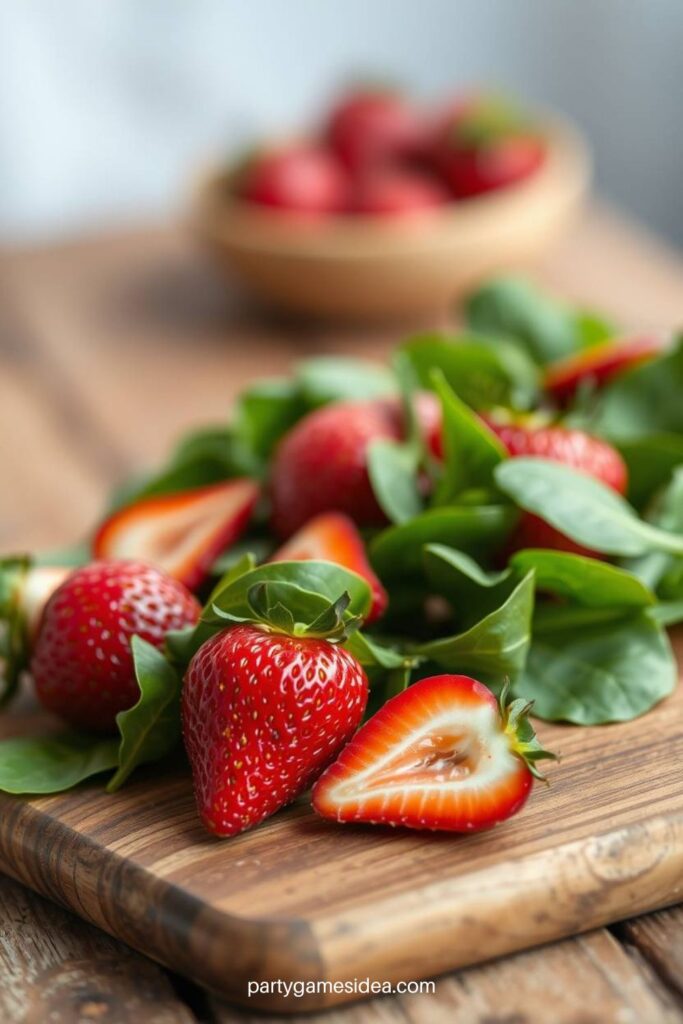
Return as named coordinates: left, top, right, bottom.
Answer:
left=620, top=907, right=683, bottom=1002
left=1, top=206, right=683, bottom=1016
left=0, top=874, right=195, bottom=1024
left=212, top=930, right=683, bottom=1023
left=0, top=640, right=681, bottom=1011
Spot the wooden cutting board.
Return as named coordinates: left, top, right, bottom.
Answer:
left=0, top=635, right=681, bottom=1013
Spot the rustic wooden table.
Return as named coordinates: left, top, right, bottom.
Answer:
left=1, top=205, right=683, bottom=1023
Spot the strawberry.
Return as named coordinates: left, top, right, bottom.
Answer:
left=544, top=335, right=665, bottom=404
left=349, top=167, right=449, bottom=216
left=182, top=587, right=368, bottom=837
left=93, top=479, right=259, bottom=592
left=483, top=414, right=628, bottom=555
left=235, top=144, right=349, bottom=214
left=270, top=512, right=388, bottom=623
left=312, top=675, right=554, bottom=832
left=327, top=89, right=426, bottom=174
left=270, top=394, right=442, bottom=538
left=31, top=560, right=200, bottom=733
left=0, top=558, right=71, bottom=703
left=434, top=94, right=545, bottom=199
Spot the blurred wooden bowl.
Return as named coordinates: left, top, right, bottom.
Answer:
left=192, top=115, right=590, bottom=321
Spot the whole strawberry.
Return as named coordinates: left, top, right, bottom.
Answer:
left=270, top=394, right=442, bottom=538
left=483, top=414, right=627, bottom=555
left=182, top=588, right=368, bottom=837
left=31, top=560, right=200, bottom=733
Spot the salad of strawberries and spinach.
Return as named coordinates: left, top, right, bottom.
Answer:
left=0, top=275, right=681, bottom=838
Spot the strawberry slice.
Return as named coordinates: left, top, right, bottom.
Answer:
left=544, top=335, right=665, bottom=404
left=270, top=513, right=388, bottom=623
left=312, top=675, right=554, bottom=832
left=93, top=480, right=259, bottom=591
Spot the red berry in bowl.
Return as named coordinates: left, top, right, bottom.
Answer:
left=327, top=89, right=426, bottom=173
left=236, top=144, right=349, bottom=214
left=349, top=167, right=449, bottom=216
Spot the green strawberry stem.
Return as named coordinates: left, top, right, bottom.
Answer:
left=246, top=583, right=363, bottom=643
left=499, top=680, right=557, bottom=781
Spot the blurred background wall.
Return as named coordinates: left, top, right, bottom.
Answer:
left=1, top=0, right=681, bottom=244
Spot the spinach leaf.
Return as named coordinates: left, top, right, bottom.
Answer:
left=495, top=458, right=683, bottom=557
left=618, top=433, right=683, bottom=510
left=107, top=637, right=184, bottom=793
left=0, top=733, right=119, bottom=794
left=519, top=612, right=676, bottom=724
left=431, top=370, right=507, bottom=503
left=367, top=438, right=423, bottom=524
left=464, top=277, right=579, bottom=364
left=370, top=504, right=517, bottom=579
left=409, top=570, right=535, bottom=684
left=296, top=356, right=396, bottom=405
left=231, top=378, right=305, bottom=474
left=510, top=549, right=655, bottom=609
left=398, top=332, right=539, bottom=410
left=587, top=336, right=683, bottom=440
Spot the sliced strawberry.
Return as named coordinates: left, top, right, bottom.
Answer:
left=93, top=480, right=259, bottom=592
left=270, top=513, right=388, bottom=623
left=312, top=674, right=554, bottom=832
left=544, top=335, right=666, bottom=404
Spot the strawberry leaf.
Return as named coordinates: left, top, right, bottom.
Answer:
left=495, top=458, right=683, bottom=557
left=0, top=733, right=119, bottom=794
left=107, top=636, right=184, bottom=793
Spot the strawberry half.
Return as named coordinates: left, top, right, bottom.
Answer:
left=31, top=560, right=200, bottom=732
left=93, top=479, right=259, bottom=592
left=312, top=675, right=554, bottom=832
left=182, top=586, right=368, bottom=837
left=270, top=512, right=388, bottom=623
left=544, top=335, right=665, bottom=404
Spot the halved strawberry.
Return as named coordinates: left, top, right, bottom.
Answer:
left=312, top=675, right=554, bottom=832
left=544, top=335, right=666, bottom=404
left=270, top=513, right=388, bottom=623
left=93, top=480, right=259, bottom=592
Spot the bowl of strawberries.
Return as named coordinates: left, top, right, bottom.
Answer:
left=193, top=87, right=590, bottom=319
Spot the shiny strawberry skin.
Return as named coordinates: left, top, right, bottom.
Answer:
left=437, top=135, right=545, bottom=198
left=238, top=145, right=349, bottom=214
left=349, top=167, right=449, bottom=215
left=544, top=335, right=665, bottom=404
left=182, top=624, right=368, bottom=837
left=270, top=400, right=402, bottom=538
left=484, top=418, right=628, bottom=555
left=270, top=512, right=388, bottom=623
left=312, top=674, right=533, bottom=832
left=327, top=91, right=425, bottom=173
left=31, top=561, right=200, bottom=733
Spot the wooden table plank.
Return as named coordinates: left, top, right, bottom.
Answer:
left=211, top=930, right=683, bottom=1024
left=0, top=875, right=195, bottom=1024
left=620, top=907, right=683, bottom=1002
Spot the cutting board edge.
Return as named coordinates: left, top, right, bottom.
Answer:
left=1, top=791, right=682, bottom=1011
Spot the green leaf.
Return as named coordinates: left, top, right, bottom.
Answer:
left=518, top=612, right=677, bottom=724
left=424, top=545, right=511, bottom=595
left=106, top=637, right=184, bottom=793
left=573, top=310, right=617, bottom=349
left=650, top=601, right=683, bottom=627
left=231, top=378, right=305, bottom=474
left=399, top=332, right=539, bottom=411
left=0, top=557, right=30, bottom=707
left=367, top=438, right=422, bottom=524
left=510, top=549, right=655, bottom=609
left=625, top=468, right=683, bottom=596
left=464, top=277, right=579, bottom=364
left=296, top=356, right=396, bottom=405
left=586, top=336, right=683, bottom=440
left=618, top=433, right=683, bottom=510
left=410, top=570, right=535, bottom=684
left=343, top=631, right=408, bottom=669
left=431, top=370, right=507, bottom=503
left=207, top=560, right=372, bottom=625
left=0, top=733, right=119, bottom=794
left=495, top=458, right=683, bottom=557
left=370, top=505, right=517, bottom=580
